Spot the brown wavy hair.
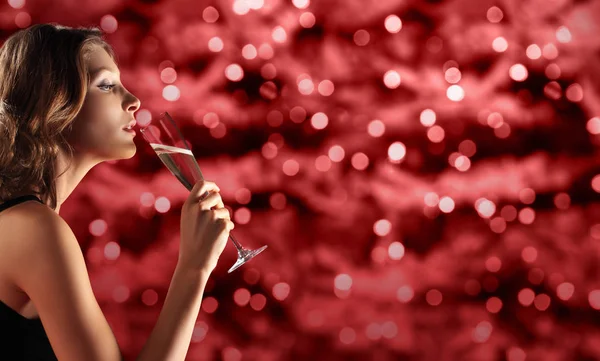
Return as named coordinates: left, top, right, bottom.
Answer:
left=0, top=23, right=115, bottom=210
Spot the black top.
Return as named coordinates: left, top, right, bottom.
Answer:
left=0, top=195, right=58, bottom=360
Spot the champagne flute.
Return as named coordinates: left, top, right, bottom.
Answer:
left=139, top=112, right=267, bottom=273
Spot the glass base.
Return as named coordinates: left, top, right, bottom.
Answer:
left=228, top=245, right=268, bottom=273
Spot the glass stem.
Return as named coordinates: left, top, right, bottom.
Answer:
left=228, top=233, right=245, bottom=253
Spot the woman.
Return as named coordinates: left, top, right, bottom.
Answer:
left=0, top=23, right=234, bottom=360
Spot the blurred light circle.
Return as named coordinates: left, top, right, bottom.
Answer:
left=191, top=322, right=208, bottom=343
left=247, top=0, right=264, bottom=10
left=486, top=297, right=503, bottom=313
left=351, top=152, right=369, bottom=170
left=388, top=142, right=406, bottom=162
left=518, top=288, right=535, bottom=306
left=522, top=246, right=538, bottom=263
left=566, top=83, right=584, bottom=102
left=315, top=155, right=332, bottom=172
left=368, top=119, right=385, bottom=137
left=554, top=192, right=571, bottom=210
left=592, top=175, right=600, bottom=193
left=339, top=327, right=356, bottom=344
left=388, top=242, right=405, bottom=260
left=258, top=43, right=274, bottom=59
left=202, top=297, right=218, bottom=313
left=507, top=347, right=526, bottom=361
left=518, top=207, right=535, bottom=224
left=383, top=70, right=401, bottom=89
left=141, top=289, right=158, bottom=306
left=509, top=64, right=528, bottom=82
left=222, top=347, right=242, bottom=361
left=225, top=64, right=244, bottom=82
left=328, top=145, right=345, bottom=162
left=534, top=293, right=551, bottom=311
left=260, top=63, right=277, bottom=80
left=299, top=12, right=316, bottom=28
left=282, top=159, right=300, bottom=176
left=15, top=12, right=30, bottom=28
left=334, top=274, right=352, bottom=291
left=155, top=196, right=171, bottom=213
left=269, top=192, right=287, bottom=210
left=444, top=67, right=461, bottom=83
left=487, top=6, right=503, bottom=23
left=455, top=155, right=471, bottom=172
left=353, top=29, right=370, bottom=46
left=426, top=289, right=443, bottom=306
left=545, top=63, right=561, bottom=79
left=476, top=198, right=496, bottom=218
left=396, top=285, right=414, bottom=303
left=439, top=196, right=454, bottom=213
left=446, top=85, right=464, bottom=101
left=232, top=0, right=250, bottom=15
left=259, top=81, right=278, bottom=100
left=203, top=6, right=219, bottom=23
left=519, top=188, right=536, bottom=204
left=365, top=323, right=382, bottom=340
left=273, top=282, right=290, bottom=301
left=528, top=268, right=544, bottom=285
left=298, top=78, right=315, bottom=95
left=112, top=286, right=130, bottom=303
left=458, top=139, right=476, bottom=157
left=373, top=219, right=392, bottom=236
left=543, top=43, right=559, bottom=59
left=311, top=112, right=328, bottom=129
left=233, top=288, right=251, bottom=306
left=318, top=80, right=335, bottom=96
left=292, top=0, right=310, bottom=9
left=162, top=85, right=180, bottom=102
left=100, top=15, right=118, bottom=33
left=589, top=290, right=600, bottom=310
left=588, top=117, right=600, bottom=135
left=556, top=26, right=572, bottom=43
left=8, top=0, right=25, bottom=9
left=89, top=219, right=108, bottom=237
left=472, top=321, right=493, bottom=343
left=526, top=44, right=542, bottom=59
left=290, top=106, right=307, bottom=123
left=544, top=81, right=562, bottom=100
left=139, top=192, right=155, bottom=207
left=272, top=26, right=287, bottom=43
left=485, top=256, right=502, bottom=272
left=203, top=112, right=220, bottom=129
left=135, top=109, right=152, bottom=126
left=420, top=109, right=436, bottom=127
left=427, top=125, right=445, bottom=143
left=487, top=112, right=504, bottom=129
left=385, top=15, right=402, bottom=33
left=242, top=44, right=257, bottom=59
left=235, top=188, right=252, bottom=204
left=234, top=207, right=251, bottom=224
left=381, top=321, right=398, bottom=339
left=424, top=192, right=439, bottom=207
left=492, top=37, right=508, bottom=52
left=465, top=279, right=481, bottom=296
left=490, top=217, right=507, bottom=233
left=556, top=282, right=575, bottom=301
left=104, top=241, right=120, bottom=261
left=160, top=67, right=177, bottom=83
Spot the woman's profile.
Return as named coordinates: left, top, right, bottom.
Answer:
left=0, top=23, right=234, bottom=360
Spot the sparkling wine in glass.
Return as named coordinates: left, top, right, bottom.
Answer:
left=139, top=112, right=267, bottom=273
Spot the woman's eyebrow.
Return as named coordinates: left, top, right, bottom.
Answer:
left=89, top=67, right=121, bottom=79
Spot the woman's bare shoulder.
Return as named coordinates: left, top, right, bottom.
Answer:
left=0, top=201, right=69, bottom=273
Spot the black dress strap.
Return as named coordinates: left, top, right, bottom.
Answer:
left=0, top=195, right=44, bottom=213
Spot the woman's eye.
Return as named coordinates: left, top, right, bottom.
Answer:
left=99, top=84, right=116, bottom=91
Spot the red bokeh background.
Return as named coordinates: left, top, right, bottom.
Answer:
left=2, top=0, right=600, bottom=360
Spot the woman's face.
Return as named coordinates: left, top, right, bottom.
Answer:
left=66, top=44, right=141, bottom=163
